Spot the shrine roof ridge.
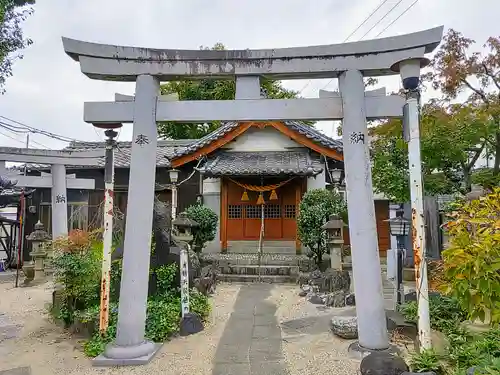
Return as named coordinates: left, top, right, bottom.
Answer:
left=173, top=120, right=342, bottom=158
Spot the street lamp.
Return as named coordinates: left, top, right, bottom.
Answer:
left=168, top=169, right=180, bottom=219
left=385, top=206, right=410, bottom=249
left=330, top=168, right=343, bottom=192
left=92, top=122, right=121, bottom=333
left=384, top=205, right=410, bottom=306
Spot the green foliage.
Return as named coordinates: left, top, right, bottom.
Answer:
left=185, top=204, right=218, bottom=252
left=144, top=298, right=182, bottom=342
left=0, top=0, right=35, bottom=93
left=157, top=43, right=300, bottom=139
left=400, top=295, right=500, bottom=374
left=398, top=294, right=469, bottom=334
left=297, top=189, right=347, bottom=267
left=441, top=188, right=500, bottom=325
left=154, top=263, right=178, bottom=296
left=51, top=230, right=102, bottom=325
left=471, top=168, right=500, bottom=190
left=409, top=348, right=444, bottom=374
left=189, top=289, right=211, bottom=321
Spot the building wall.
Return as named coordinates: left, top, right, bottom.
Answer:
left=222, top=126, right=304, bottom=151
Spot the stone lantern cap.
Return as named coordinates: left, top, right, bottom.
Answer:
left=172, top=212, right=199, bottom=230
left=26, top=221, right=51, bottom=242
left=321, top=214, right=346, bottom=230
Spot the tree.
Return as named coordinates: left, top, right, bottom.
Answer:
left=0, top=0, right=35, bottom=93
left=425, top=29, right=500, bottom=176
left=158, top=43, right=299, bottom=139
left=370, top=101, right=487, bottom=202
left=297, top=189, right=347, bottom=268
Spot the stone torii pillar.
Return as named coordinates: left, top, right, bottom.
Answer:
left=0, top=148, right=104, bottom=239
left=62, top=26, right=443, bottom=364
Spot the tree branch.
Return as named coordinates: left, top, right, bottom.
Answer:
left=461, top=78, right=489, bottom=104
left=482, top=63, right=500, bottom=92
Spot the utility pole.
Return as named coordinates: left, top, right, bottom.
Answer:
left=94, top=125, right=120, bottom=333
left=394, top=58, right=432, bottom=350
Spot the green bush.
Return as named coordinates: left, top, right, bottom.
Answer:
left=154, top=263, right=178, bottom=296
left=441, top=188, right=500, bottom=325
left=51, top=230, right=102, bottom=326
left=399, top=294, right=469, bottom=334
left=297, top=189, right=347, bottom=267
left=185, top=204, right=218, bottom=252
left=409, top=348, right=444, bottom=374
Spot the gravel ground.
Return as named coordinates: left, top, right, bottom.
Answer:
left=0, top=280, right=241, bottom=375
left=268, top=286, right=361, bottom=375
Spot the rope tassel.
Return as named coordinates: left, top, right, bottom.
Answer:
left=256, top=192, right=265, bottom=205
left=269, top=189, right=278, bottom=200
left=241, top=190, right=249, bottom=201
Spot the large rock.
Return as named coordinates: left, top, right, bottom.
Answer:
left=309, top=268, right=350, bottom=293
left=360, top=352, right=409, bottom=375
left=325, top=291, right=346, bottom=308
left=193, top=264, right=218, bottom=295
left=330, top=313, right=358, bottom=339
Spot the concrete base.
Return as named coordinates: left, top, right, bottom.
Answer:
left=93, top=342, right=162, bottom=366
left=347, top=341, right=400, bottom=360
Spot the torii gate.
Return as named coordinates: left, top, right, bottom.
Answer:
left=62, top=26, right=443, bottom=365
left=0, top=147, right=104, bottom=239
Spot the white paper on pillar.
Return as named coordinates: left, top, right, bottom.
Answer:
left=180, top=249, right=190, bottom=317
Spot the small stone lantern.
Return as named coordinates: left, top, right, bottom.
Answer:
left=25, top=221, right=51, bottom=281
left=171, top=212, right=199, bottom=245
left=321, top=214, right=346, bottom=270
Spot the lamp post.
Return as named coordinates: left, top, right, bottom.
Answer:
left=321, top=214, right=346, bottom=270
left=385, top=206, right=410, bottom=305
left=93, top=122, right=121, bottom=333
left=168, top=169, right=179, bottom=220
left=392, top=57, right=432, bottom=349
left=330, top=168, right=343, bottom=192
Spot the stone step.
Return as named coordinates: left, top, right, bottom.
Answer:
left=227, top=241, right=296, bottom=254
left=202, top=253, right=309, bottom=266
left=219, top=264, right=298, bottom=276
left=217, top=274, right=296, bottom=284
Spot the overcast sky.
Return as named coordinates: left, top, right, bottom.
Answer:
left=0, top=0, right=498, bottom=150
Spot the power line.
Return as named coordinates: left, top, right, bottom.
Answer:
left=358, top=0, right=406, bottom=40
left=0, top=129, right=27, bottom=145
left=299, top=0, right=391, bottom=96
left=0, top=115, right=86, bottom=143
left=319, top=0, right=419, bottom=91
left=0, top=122, right=51, bottom=148
left=374, top=0, right=419, bottom=38
left=343, top=0, right=391, bottom=42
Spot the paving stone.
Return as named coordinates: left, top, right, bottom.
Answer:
left=212, top=363, right=251, bottom=375
left=212, top=283, right=290, bottom=375
left=250, top=361, right=290, bottom=375
left=0, top=368, right=31, bottom=375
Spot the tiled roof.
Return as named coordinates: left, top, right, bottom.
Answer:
left=173, top=121, right=343, bottom=157
left=196, top=150, right=324, bottom=177
left=22, top=121, right=343, bottom=170
left=24, top=139, right=194, bottom=170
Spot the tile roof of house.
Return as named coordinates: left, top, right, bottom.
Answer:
left=174, top=120, right=343, bottom=157
left=23, top=139, right=194, bottom=170
left=23, top=121, right=342, bottom=170
left=196, top=150, right=324, bottom=177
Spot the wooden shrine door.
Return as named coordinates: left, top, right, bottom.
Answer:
left=226, top=178, right=298, bottom=241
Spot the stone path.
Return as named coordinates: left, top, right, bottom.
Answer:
left=212, top=283, right=289, bottom=375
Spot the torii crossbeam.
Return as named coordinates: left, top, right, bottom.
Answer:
left=0, top=147, right=104, bottom=239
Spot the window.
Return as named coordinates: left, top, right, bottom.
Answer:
left=264, top=204, right=281, bottom=219
left=228, top=205, right=242, bottom=219
left=284, top=205, right=296, bottom=219
left=245, top=205, right=261, bottom=219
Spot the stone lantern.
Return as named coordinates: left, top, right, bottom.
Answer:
left=171, top=212, right=199, bottom=245
left=25, top=221, right=51, bottom=282
left=321, top=214, right=346, bottom=270
left=171, top=211, right=203, bottom=335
